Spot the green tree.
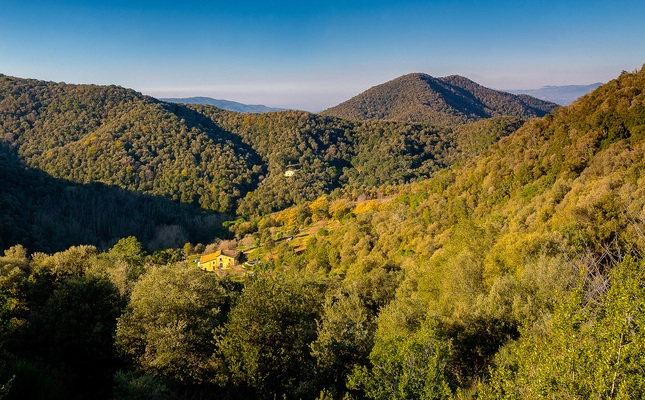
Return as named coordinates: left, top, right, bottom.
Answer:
left=98, top=237, right=147, bottom=297
left=216, top=274, right=326, bottom=399
left=37, top=275, right=124, bottom=398
left=349, top=314, right=453, bottom=400
left=0, top=246, right=29, bottom=336
left=310, top=288, right=375, bottom=395
left=0, top=246, right=30, bottom=400
left=109, top=237, right=146, bottom=268
left=33, top=245, right=98, bottom=281
left=112, top=371, right=171, bottom=400
left=148, top=248, right=183, bottom=265
left=115, top=265, right=232, bottom=385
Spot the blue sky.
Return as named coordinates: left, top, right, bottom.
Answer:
left=1, top=0, right=644, bottom=111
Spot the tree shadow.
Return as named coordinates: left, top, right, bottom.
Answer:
left=0, top=143, right=229, bottom=254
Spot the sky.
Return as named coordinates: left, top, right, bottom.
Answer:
left=1, top=0, right=644, bottom=112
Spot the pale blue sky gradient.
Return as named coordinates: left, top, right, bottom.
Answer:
left=1, top=0, right=643, bottom=111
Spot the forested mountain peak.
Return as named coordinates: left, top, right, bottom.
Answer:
left=322, top=72, right=558, bottom=125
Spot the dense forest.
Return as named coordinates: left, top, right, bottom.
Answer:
left=1, top=65, right=645, bottom=399
left=322, top=73, right=558, bottom=125
left=0, top=73, right=524, bottom=252
left=0, top=76, right=261, bottom=214
left=193, top=106, right=524, bottom=217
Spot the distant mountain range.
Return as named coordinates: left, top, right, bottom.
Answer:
left=322, top=73, right=558, bottom=126
left=159, top=97, right=285, bottom=113
left=505, top=83, right=604, bottom=105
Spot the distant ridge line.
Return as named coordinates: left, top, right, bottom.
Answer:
left=160, top=96, right=286, bottom=113
left=505, top=83, right=604, bottom=105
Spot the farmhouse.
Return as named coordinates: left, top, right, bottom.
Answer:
left=198, top=249, right=241, bottom=271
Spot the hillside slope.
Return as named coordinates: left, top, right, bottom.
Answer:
left=256, top=66, right=645, bottom=289
left=237, top=65, right=645, bottom=396
left=0, top=74, right=523, bottom=251
left=323, top=73, right=558, bottom=125
left=318, top=65, right=645, bottom=282
left=0, top=75, right=262, bottom=213
left=0, top=143, right=225, bottom=253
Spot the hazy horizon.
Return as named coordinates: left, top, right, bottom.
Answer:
left=2, top=0, right=643, bottom=111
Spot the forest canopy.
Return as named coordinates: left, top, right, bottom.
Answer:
left=2, top=66, right=645, bottom=399
left=0, top=74, right=523, bottom=252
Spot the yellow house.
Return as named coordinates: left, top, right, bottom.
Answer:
left=198, top=250, right=240, bottom=271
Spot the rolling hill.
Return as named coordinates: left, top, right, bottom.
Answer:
left=0, top=75, right=262, bottom=214
left=0, top=73, right=522, bottom=252
left=322, top=73, right=558, bottom=125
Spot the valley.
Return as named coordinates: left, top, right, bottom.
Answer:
left=1, top=66, right=645, bottom=399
